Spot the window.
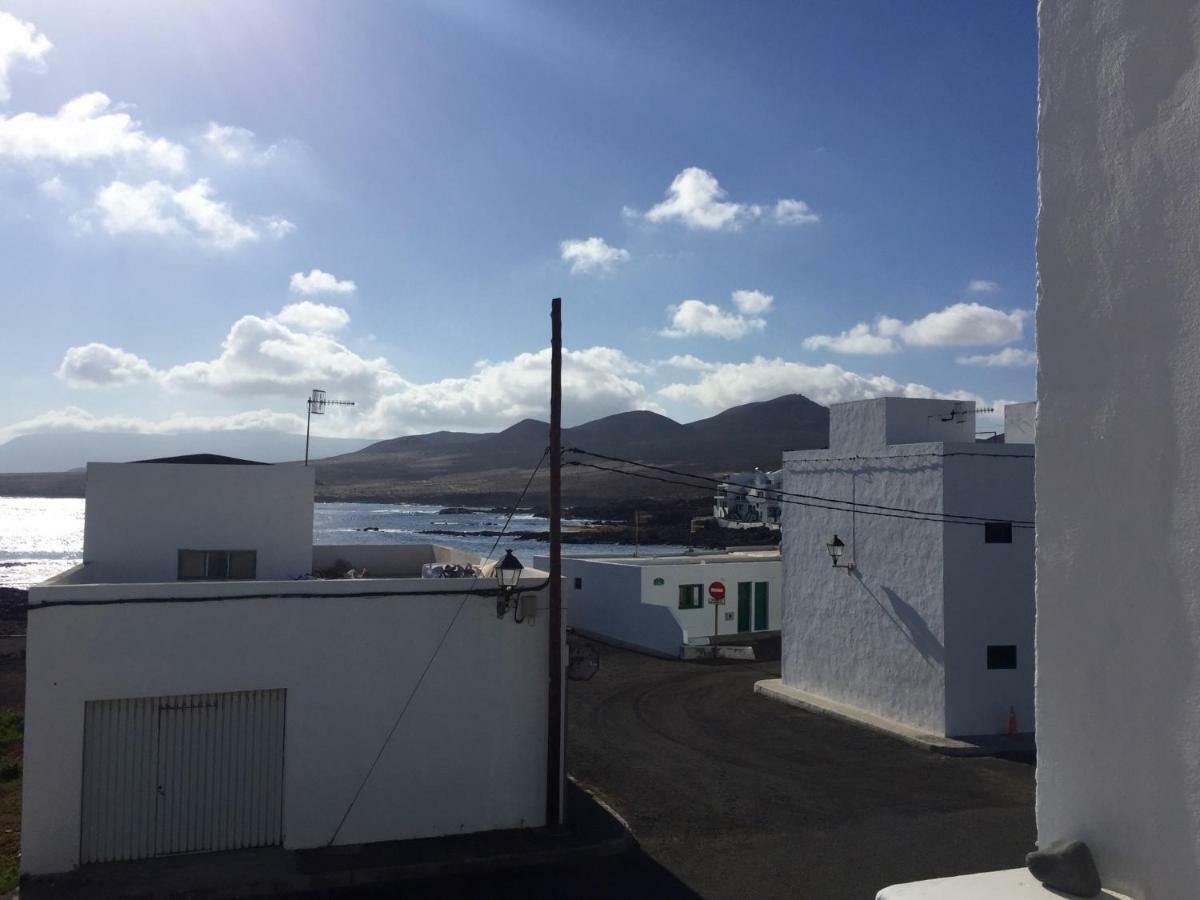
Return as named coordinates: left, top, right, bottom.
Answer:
left=678, top=584, right=704, bottom=610
left=984, top=521, right=1013, bottom=543
left=178, top=550, right=257, bottom=581
left=987, top=645, right=1017, bottom=670
left=574, top=577, right=583, bottom=590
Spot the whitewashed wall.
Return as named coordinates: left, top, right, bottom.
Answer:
left=82, top=462, right=315, bottom=583
left=1037, top=1, right=1200, bottom=895
left=942, top=450, right=1034, bottom=737
left=22, top=573, right=551, bottom=875
left=781, top=446, right=949, bottom=734
left=544, top=555, right=780, bottom=658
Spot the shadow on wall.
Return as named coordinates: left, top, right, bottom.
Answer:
left=850, top=569, right=945, bottom=668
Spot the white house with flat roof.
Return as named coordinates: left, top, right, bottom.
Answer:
left=22, top=455, right=555, bottom=877
left=759, top=398, right=1034, bottom=740
left=537, top=551, right=779, bottom=658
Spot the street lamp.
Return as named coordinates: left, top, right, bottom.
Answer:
left=826, top=534, right=853, bottom=573
left=495, top=549, right=524, bottom=618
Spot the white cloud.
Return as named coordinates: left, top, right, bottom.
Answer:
left=56, top=343, right=156, bottom=387
left=894, top=302, right=1027, bottom=347
left=659, top=356, right=981, bottom=413
left=731, top=289, right=774, bottom=315
left=560, top=236, right=630, bottom=274
left=956, top=347, right=1037, bottom=367
left=0, top=406, right=308, bottom=444
left=161, top=312, right=392, bottom=397
left=201, top=121, right=276, bottom=165
left=636, top=167, right=818, bottom=232
left=660, top=354, right=717, bottom=372
left=661, top=299, right=766, bottom=340
left=804, top=302, right=1029, bottom=354
left=773, top=198, right=820, bottom=225
left=802, top=323, right=898, bottom=355
left=289, top=269, right=357, bottom=295
left=86, top=178, right=290, bottom=248
left=275, top=301, right=351, bottom=333
left=359, top=347, right=657, bottom=434
left=0, top=11, right=51, bottom=102
left=967, top=279, right=1000, bottom=293
left=38, top=174, right=64, bottom=198
left=0, top=92, right=186, bottom=171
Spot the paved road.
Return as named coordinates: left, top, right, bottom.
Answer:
left=565, top=640, right=1036, bottom=900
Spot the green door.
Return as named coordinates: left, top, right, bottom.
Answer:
left=737, top=582, right=751, bottom=632
left=753, top=582, right=769, bottom=630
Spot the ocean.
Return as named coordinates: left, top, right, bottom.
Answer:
left=0, top=497, right=686, bottom=589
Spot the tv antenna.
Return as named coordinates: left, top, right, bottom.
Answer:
left=305, top=388, right=355, bottom=465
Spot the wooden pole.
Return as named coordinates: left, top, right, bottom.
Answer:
left=547, top=298, right=564, bottom=827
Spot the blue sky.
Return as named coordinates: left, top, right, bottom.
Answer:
left=0, top=1, right=1036, bottom=440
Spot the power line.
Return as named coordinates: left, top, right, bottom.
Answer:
left=564, top=459, right=1033, bottom=529
left=565, top=447, right=1034, bottom=527
left=326, top=446, right=550, bottom=847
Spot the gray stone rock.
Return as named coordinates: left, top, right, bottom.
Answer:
left=1026, top=840, right=1102, bottom=898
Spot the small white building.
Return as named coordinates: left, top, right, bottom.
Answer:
left=769, top=398, right=1034, bottom=739
left=22, top=456, right=556, bottom=876
left=713, top=471, right=783, bottom=528
left=537, top=551, right=780, bottom=658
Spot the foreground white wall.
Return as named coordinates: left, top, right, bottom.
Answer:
left=1036, top=1, right=1200, bottom=896
left=82, top=462, right=315, bottom=583
left=22, top=574, right=550, bottom=875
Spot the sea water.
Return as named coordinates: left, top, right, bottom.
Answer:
left=0, top=498, right=686, bottom=588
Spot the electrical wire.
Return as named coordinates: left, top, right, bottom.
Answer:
left=564, top=459, right=1033, bottom=529
left=326, top=446, right=550, bottom=847
left=565, top=447, right=1034, bottom=527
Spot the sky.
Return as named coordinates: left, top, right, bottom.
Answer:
left=0, top=1, right=1037, bottom=442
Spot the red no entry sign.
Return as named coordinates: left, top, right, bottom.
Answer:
left=708, top=581, right=726, bottom=602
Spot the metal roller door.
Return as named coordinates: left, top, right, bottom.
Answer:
left=80, top=688, right=286, bottom=864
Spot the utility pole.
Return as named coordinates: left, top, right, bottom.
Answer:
left=547, top=298, right=564, bottom=827
left=304, top=389, right=355, bottom=466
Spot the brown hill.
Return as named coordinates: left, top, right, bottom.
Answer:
left=313, top=394, right=829, bottom=506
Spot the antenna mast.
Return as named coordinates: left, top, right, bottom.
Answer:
left=305, top=388, right=355, bottom=466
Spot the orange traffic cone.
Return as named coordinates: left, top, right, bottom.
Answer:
left=1007, top=705, right=1018, bottom=736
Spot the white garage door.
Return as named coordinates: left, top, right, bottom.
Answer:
left=80, top=689, right=286, bottom=864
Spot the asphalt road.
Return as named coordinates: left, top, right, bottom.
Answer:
left=565, top=640, right=1036, bottom=900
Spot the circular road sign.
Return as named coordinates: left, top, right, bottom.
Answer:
left=708, top=581, right=726, bottom=602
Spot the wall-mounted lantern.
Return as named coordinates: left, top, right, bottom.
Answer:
left=495, top=549, right=524, bottom=618
left=826, top=534, right=853, bottom=573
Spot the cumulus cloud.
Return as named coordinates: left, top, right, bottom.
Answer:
left=637, top=167, right=817, bottom=231
left=659, top=356, right=981, bottom=413
left=275, top=301, right=351, bottom=333
left=56, top=343, right=156, bottom=387
left=804, top=302, right=1028, bottom=354
left=661, top=300, right=766, bottom=340
left=731, top=289, right=774, bottom=316
left=956, top=347, right=1037, bottom=367
left=201, top=121, right=277, bottom=165
left=0, top=406, right=308, bottom=444
left=0, top=11, right=51, bottom=102
left=773, top=198, right=820, bottom=225
left=560, top=236, right=630, bottom=274
left=660, top=354, right=718, bottom=372
left=85, top=178, right=291, bottom=248
left=0, top=92, right=186, bottom=171
left=967, top=279, right=1000, bottom=293
left=359, top=347, right=657, bottom=434
left=289, top=269, right=356, bottom=295
left=661, top=289, right=774, bottom=340
left=802, top=323, right=897, bottom=355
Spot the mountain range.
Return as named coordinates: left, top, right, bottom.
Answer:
left=0, top=394, right=830, bottom=505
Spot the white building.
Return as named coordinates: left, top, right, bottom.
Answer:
left=884, top=0, right=1200, bottom=895
left=766, top=398, right=1034, bottom=739
left=713, top=471, right=783, bottom=528
left=22, top=456, right=556, bottom=876
left=536, top=551, right=780, bottom=658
